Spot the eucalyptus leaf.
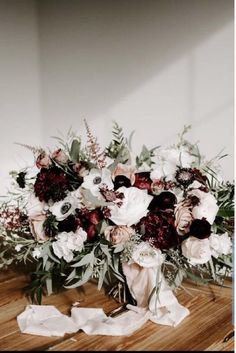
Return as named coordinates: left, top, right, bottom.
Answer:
left=46, top=277, right=53, bottom=296
left=70, top=139, right=81, bottom=162
left=64, top=265, right=93, bottom=288
left=97, top=262, right=108, bottom=290
left=80, top=188, right=111, bottom=207
left=71, top=252, right=94, bottom=268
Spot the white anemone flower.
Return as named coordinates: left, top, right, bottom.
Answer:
left=49, top=194, right=79, bottom=221
left=81, top=168, right=113, bottom=198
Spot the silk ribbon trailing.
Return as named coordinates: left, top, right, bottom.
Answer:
left=17, top=263, right=189, bottom=336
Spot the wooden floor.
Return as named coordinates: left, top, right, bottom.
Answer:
left=0, top=267, right=234, bottom=351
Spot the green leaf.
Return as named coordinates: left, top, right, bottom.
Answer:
left=66, top=268, right=77, bottom=281
left=113, top=243, right=124, bottom=253
left=36, top=287, right=42, bottom=304
left=97, top=262, right=108, bottom=290
left=80, top=188, right=111, bottom=207
left=100, top=244, right=111, bottom=262
left=208, top=257, right=216, bottom=281
left=70, top=139, right=81, bottom=163
left=71, top=252, right=94, bottom=268
left=46, top=277, right=53, bottom=296
left=64, top=265, right=93, bottom=288
left=217, top=208, right=234, bottom=218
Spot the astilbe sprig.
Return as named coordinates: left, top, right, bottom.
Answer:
left=84, top=119, right=107, bottom=169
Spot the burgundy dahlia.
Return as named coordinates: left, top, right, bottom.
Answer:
left=136, top=211, right=178, bottom=250
left=34, top=166, right=70, bottom=203
left=133, top=172, right=152, bottom=192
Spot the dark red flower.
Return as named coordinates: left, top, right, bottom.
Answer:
left=58, top=215, right=78, bottom=233
left=34, top=167, right=69, bottom=203
left=148, top=191, right=177, bottom=212
left=189, top=218, right=211, bottom=239
left=192, top=168, right=208, bottom=186
left=113, top=175, right=131, bottom=190
left=133, top=172, right=152, bottom=192
left=86, top=224, right=97, bottom=241
left=75, top=208, right=103, bottom=242
left=136, top=211, right=178, bottom=250
left=88, top=209, right=104, bottom=225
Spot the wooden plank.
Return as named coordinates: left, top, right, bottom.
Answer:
left=0, top=269, right=233, bottom=351
left=46, top=293, right=233, bottom=351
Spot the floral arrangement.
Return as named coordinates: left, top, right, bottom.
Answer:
left=0, top=121, right=233, bottom=308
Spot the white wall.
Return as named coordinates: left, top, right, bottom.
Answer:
left=0, top=0, right=42, bottom=193
left=0, top=0, right=234, bottom=195
left=38, top=0, right=234, bottom=181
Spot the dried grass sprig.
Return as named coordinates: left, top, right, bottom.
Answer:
left=14, top=142, right=44, bottom=156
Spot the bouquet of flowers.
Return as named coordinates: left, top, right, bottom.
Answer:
left=0, top=120, right=233, bottom=316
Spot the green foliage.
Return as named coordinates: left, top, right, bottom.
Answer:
left=43, top=214, right=59, bottom=237
left=136, top=144, right=159, bottom=168
left=106, top=122, right=129, bottom=161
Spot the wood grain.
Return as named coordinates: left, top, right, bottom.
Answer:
left=0, top=269, right=233, bottom=351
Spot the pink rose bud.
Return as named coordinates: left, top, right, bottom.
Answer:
left=36, top=152, right=52, bottom=169
left=51, top=149, right=69, bottom=164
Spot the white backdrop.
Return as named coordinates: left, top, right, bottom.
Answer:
left=0, top=0, right=234, bottom=193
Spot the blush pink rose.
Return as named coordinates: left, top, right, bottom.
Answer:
left=112, top=163, right=136, bottom=185
left=36, top=152, right=52, bottom=169
left=51, top=149, right=69, bottom=165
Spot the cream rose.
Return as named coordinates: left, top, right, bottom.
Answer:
left=104, top=225, right=135, bottom=244
left=188, top=189, right=219, bottom=225
left=209, top=232, right=232, bottom=258
left=109, top=186, right=153, bottom=226
left=181, top=236, right=212, bottom=264
left=174, top=202, right=193, bottom=235
left=132, top=242, right=165, bottom=268
left=30, top=214, right=48, bottom=242
left=52, top=228, right=87, bottom=263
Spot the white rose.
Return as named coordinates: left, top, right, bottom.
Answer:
left=49, top=195, right=78, bottom=221
left=132, top=242, right=165, bottom=268
left=81, top=168, right=114, bottom=198
left=189, top=189, right=219, bottom=225
left=109, top=186, right=153, bottom=226
left=209, top=232, right=232, bottom=258
left=26, top=192, right=45, bottom=218
left=181, top=236, right=212, bottom=265
left=52, top=229, right=87, bottom=263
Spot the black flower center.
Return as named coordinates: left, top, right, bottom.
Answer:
left=61, top=202, right=72, bottom=214
left=93, top=176, right=102, bottom=184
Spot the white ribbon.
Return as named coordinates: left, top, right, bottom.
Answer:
left=122, top=262, right=189, bottom=327
left=17, top=262, right=189, bottom=336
